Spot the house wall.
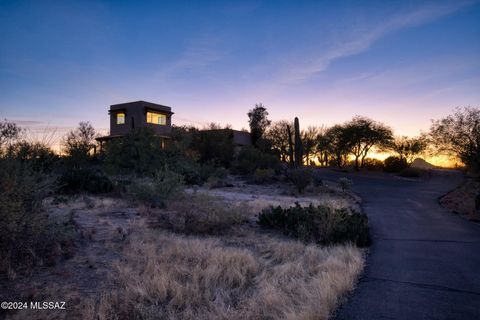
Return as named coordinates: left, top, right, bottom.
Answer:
left=109, top=101, right=172, bottom=137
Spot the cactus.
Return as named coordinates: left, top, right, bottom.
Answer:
left=286, top=124, right=294, bottom=167
left=294, top=117, right=303, bottom=167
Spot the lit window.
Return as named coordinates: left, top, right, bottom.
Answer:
left=146, top=111, right=166, bottom=125
left=117, top=112, right=125, bottom=124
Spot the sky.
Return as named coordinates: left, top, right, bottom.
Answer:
left=0, top=0, right=479, bottom=146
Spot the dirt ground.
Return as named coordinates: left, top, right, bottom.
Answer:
left=440, top=177, right=480, bottom=221
left=1, top=178, right=364, bottom=320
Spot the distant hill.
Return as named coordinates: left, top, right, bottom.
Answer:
left=411, top=158, right=437, bottom=170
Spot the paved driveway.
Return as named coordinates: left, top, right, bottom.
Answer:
left=320, top=170, right=480, bottom=320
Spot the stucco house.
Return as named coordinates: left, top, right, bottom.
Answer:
left=96, top=100, right=250, bottom=148
left=96, top=101, right=173, bottom=144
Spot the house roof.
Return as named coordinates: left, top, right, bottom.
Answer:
left=110, top=100, right=174, bottom=114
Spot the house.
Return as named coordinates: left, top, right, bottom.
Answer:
left=96, top=100, right=173, bottom=144
left=96, top=100, right=251, bottom=149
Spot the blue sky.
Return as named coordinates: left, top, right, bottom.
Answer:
left=0, top=0, right=479, bottom=141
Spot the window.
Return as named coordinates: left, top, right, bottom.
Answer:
left=146, top=111, right=167, bottom=125
left=117, top=112, right=125, bottom=124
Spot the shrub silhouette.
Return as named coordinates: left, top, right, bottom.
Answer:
left=384, top=156, right=408, bottom=173
left=258, top=203, right=371, bottom=247
left=287, top=168, right=312, bottom=193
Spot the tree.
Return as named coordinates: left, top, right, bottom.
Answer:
left=430, top=107, right=480, bottom=172
left=324, top=125, right=351, bottom=168
left=62, top=121, right=97, bottom=163
left=389, top=135, right=427, bottom=166
left=0, top=119, right=23, bottom=154
left=301, top=126, right=320, bottom=165
left=265, top=120, right=293, bottom=162
left=315, top=126, right=330, bottom=166
left=343, top=116, right=393, bottom=170
left=248, top=103, right=271, bottom=146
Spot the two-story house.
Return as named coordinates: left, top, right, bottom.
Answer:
left=96, top=100, right=173, bottom=145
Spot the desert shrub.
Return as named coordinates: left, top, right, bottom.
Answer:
left=338, top=177, right=353, bottom=193
left=384, top=156, right=408, bottom=173
left=258, top=203, right=371, bottom=247
left=362, top=158, right=385, bottom=171
left=399, top=167, right=422, bottom=178
left=0, top=161, right=76, bottom=276
left=233, top=146, right=280, bottom=174
left=57, top=167, right=113, bottom=194
left=153, top=194, right=248, bottom=235
left=5, top=141, right=58, bottom=173
left=194, top=128, right=235, bottom=167
left=127, top=169, right=185, bottom=207
left=287, top=167, right=312, bottom=193
left=103, top=128, right=167, bottom=175
left=253, top=168, right=275, bottom=184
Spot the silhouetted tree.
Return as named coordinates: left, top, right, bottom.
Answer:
left=248, top=103, right=271, bottom=147
left=324, top=125, right=351, bottom=168
left=430, top=106, right=480, bottom=172
left=302, top=126, right=320, bottom=165
left=266, top=121, right=294, bottom=163
left=0, top=119, right=23, bottom=154
left=389, top=135, right=427, bottom=166
left=343, top=116, right=393, bottom=170
left=62, top=121, right=97, bottom=164
left=315, top=126, right=330, bottom=166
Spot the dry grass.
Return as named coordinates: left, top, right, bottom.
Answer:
left=4, top=185, right=365, bottom=320
left=84, top=229, right=364, bottom=320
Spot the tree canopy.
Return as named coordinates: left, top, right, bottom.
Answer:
left=429, top=106, right=480, bottom=172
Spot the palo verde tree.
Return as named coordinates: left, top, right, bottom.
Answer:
left=248, top=103, right=271, bottom=147
left=429, top=106, right=480, bottom=172
left=343, top=116, right=393, bottom=170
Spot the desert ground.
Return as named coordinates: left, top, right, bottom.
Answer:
left=1, top=173, right=366, bottom=320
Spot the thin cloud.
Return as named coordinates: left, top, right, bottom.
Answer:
left=279, top=1, right=476, bottom=84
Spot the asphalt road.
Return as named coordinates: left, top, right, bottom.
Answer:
left=320, top=169, right=480, bottom=320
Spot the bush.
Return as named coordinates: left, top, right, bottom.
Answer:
left=384, top=156, right=408, bottom=173
left=287, top=168, right=312, bottom=193
left=58, top=167, right=113, bottom=194
left=254, top=168, right=275, bottom=184
left=258, top=203, right=371, bottom=247
left=0, top=161, right=76, bottom=276
left=127, top=169, right=185, bottom=207
left=362, top=158, right=384, bottom=171
left=399, top=167, right=422, bottom=178
left=234, top=146, right=280, bottom=174
left=5, top=141, right=58, bottom=173
left=103, top=128, right=166, bottom=175
left=153, top=194, right=248, bottom=235
left=338, top=177, right=353, bottom=193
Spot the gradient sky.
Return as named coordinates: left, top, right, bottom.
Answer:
left=1, top=0, right=479, bottom=143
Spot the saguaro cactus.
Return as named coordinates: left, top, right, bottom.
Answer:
left=294, top=117, right=303, bottom=167
left=286, top=124, right=294, bottom=167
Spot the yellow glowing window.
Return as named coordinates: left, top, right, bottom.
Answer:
left=146, top=111, right=166, bottom=125
left=117, top=112, right=125, bottom=124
